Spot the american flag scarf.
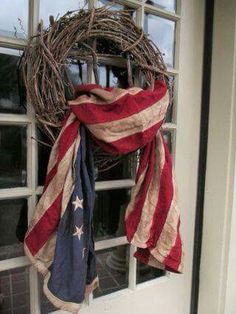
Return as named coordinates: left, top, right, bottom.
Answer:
left=24, top=79, right=183, bottom=313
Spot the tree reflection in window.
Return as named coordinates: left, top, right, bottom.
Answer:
left=0, top=48, right=26, bottom=114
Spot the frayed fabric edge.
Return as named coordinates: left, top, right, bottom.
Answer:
left=24, top=243, right=99, bottom=314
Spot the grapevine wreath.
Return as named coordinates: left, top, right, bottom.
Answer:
left=21, top=6, right=169, bottom=145
left=22, top=7, right=183, bottom=313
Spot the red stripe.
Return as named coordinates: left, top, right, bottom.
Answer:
left=134, top=248, right=150, bottom=265
left=164, top=220, right=182, bottom=273
left=146, top=139, right=174, bottom=248
left=70, top=81, right=167, bottom=124
left=74, top=83, right=102, bottom=97
left=25, top=192, right=63, bottom=255
left=135, top=140, right=152, bottom=183
left=92, top=120, right=163, bottom=155
left=43, top=164, right=57, bottom=192
left=125, top=138, right=156, bottom=242
left=57, top=119, right=79, bottom=163
left=43, top=119, right=79, bottom=190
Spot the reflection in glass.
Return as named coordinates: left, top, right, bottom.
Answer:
left=0, top=126, right=27, bottom=188
left=40, top=0, right=87, bottom=28
left=64, top=59, right=87, bottom=99
left=0, top=0, right=28, bottom=38
left=37, top=128, right=51, bottom=186
left=93, top=245, right=129, bottom=298
left=0, top=48, right=26, bottom=114
left=0, top=199, right=27, bottom=261
left=0, top=267, right=30, bottom=313
left=165, top=76, right=175, bottom=122
left=98, top=64, right=130, bottom=89
left=98, top=0, right=136, bottom=18
left=98, top=0, right=124, bottom=10
left=95, top=152, right=137, bottom=181
left=146, top=0, right=176, bottom=13
left=136, top=261, right=164, bottom=284
left=65, top=59, right=87, bottom=86
left=144, top=14, right=175, bottom=67
left=98, top=65, right=129, bottom=88
left=94, top=189, right=130, bottom=241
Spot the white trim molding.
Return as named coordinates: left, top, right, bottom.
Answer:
left=198, top=0, right=236, bottom=313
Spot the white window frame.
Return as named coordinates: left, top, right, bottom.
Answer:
left=0, top=0, right=181, bottom=313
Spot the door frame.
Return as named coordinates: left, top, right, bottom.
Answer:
left=198, top=0, right=236, bottom=313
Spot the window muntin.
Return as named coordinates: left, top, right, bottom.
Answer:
left=0, top=0, right=180, bottom=312
left=145, top=0, right=176, bottom=13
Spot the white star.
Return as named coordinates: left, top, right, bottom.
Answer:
left=73, top=225, right=84, bottom=240
left=72, top=196, right=83, bottom=211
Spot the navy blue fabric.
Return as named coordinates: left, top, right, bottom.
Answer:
left=47, top=125, right=97, bottom=303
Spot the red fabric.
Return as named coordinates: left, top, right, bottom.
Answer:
left=25, top=79, right=183, bottom=276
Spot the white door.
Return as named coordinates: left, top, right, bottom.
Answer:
left=0, top=0, right=204, bottom=313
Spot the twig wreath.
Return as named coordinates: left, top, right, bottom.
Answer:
left=21, top=6, right=169, bottom=171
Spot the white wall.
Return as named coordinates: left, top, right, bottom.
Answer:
left=224, top=159, right=236, bottom=314
left=198, top=0, right=236, bottom=313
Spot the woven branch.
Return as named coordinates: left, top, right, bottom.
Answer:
left=21, top=7, right=169, bottom=172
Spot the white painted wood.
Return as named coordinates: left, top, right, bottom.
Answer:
left=95, top=237, right=128, bottom=250
left=0, top=256, right=30, bottom=271
left=36, top=179, right=135, bottom=195
left=144, top=4, right=180, bottom=21
left=95, top=179, right=135, bottom=191
left=0, top=187, right=32, bottom=200
left=0, top=114, right=31, bottom=124
left=0, top=0, right=205, bottom=313
left=224, top=158, right=236, bottom=314
left=0, top=36, right=27, bottom=49
left=128, top=245, right=137, bottom=290
left=198, top=1, right=236, bottom=313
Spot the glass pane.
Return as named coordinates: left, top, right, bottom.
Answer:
left=97, top=0, right=136, bottom=23
left=136, top=261, right=164, bottom=284
left=0, top=126, right=27, bottom=188
left=98, top=65, right=129, bottom=88
left=66, top=59, right=87, bottom=86
left=0, top=266, right=30, bottom=314
left=98, top=0, right=125, bottom=10
left=40, top=0, right=87, bottom=28
left=163, top=130, right=173, bottom=153
left=0, top=199, right=27, bottom=261
left=95, top=152, right=137, bottom=181
left=93, top=245, right=129, bottom=298
left=37, top=128, right=51, bottom=186
left=144, top=14, right=175, bottom=67
left=0, top=0, right=28, bottom=38
left=0, top=48, right=26, bottom=114
left=146, top=0, right=176, bottom=13
left=94, top=189, right=130, bottom=241
left=165, top=76, right=175, bottom=122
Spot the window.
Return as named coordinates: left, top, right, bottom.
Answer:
left=0, top=0, right=180, bottom=312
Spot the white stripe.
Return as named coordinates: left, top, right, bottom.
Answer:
left=150, top=170, right=180, bottom=260
left=131, top=133, right=165, bottom=247
left=87, top=91, right=169, bottom=143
